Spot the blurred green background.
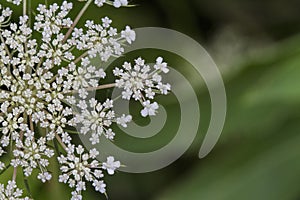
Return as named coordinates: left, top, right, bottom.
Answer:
left=2, top=0, right=300, bottom=199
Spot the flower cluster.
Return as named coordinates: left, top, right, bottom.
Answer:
left=0, top=180, right=30, bottom=200
left=58, top=145, right=106, bottom=199
left=114, top=57, right=171, bottom=116
left=0, top=0, right=171, bottom=199
left=74, top=98, right=132, bottom=144
left=59, top=58, right=107, bottom=98
left=72, top=17, right=135, bottom=61
left=58, top=145, right=120, bottom=199
left=8, top=0, right=129, bottom=8
left=11, top=129, right=54, bottom=182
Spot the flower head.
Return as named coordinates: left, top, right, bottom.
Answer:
left=0, top=180, right=30, bottom=200
left=0, top=1, right=171, bottom=199
left=58, top=145, right=117, bottom=199
left=74, top=98, right=132, bottom=145
left=114, top=57, right=171, bottom=116
left=102, top=156, right=121, bottom=175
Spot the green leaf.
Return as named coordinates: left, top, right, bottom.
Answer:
left=0, top=164, right=11, bottom=176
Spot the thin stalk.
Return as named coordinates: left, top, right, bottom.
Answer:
left=12, top=167, right=17, bottom=181
left=74, top=51, right=89, bottom=64
left=55, top=133, right=67, bottom=151
left=63, top=0, right=93, bottom=43
left=23, top=0, right=27, bottom=16
left=29, top=116, right=34, bottom=132
left=0, top=35, right=11, bottom=58
left=86, top=83, right=116, bottom=91
left=12, top=131, right=24, bottom=181
left=113, top=95, right=121, bottom=101
left=64, top=83, right=116, bottom=94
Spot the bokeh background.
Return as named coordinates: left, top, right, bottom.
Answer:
left=2, top=0, right=300, bottom=199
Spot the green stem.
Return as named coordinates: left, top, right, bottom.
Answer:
left=64, top=129, right=79, bottom=134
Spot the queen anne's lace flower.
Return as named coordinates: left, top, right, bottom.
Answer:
left=141, top=100, right=159, bottom=117
left=59, top=58, right=106, bottom=99
left=74, top=98, right=132, bottom=144
left=102, top=156, right=121, bottom=175
left=0, top=0, right=171, bottom=199
left=114, top=57, right=171, bottom=116
left=11, top=130, right=54, bottom=180
left=121, top=26, right=136, bottom=44
left=72, top=17, right=135, bottom=61
left=113, top=0, right=128, bottom=8
left=0, top=180, right=30, bottom=200
left=58, top=145, right=112, bottom=199
left=34, top=2, right=73, bottom=43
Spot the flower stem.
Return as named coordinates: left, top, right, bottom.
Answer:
left=29, top=116, right=34, bottom=132
left=64, top=83, right=116, bottom=94
left=12, top=167, right=17, bottom=181
left=63, top=0, right=93, bottom=43
left=0, top=35, right=11, bottom=58
left=23, top=0, right=27, bottom=16
left=74, top=51, right=89, bottom=64
left=12, top=131, right=24, bottom=181
left=86, top=83, right=116, bottom=91
left=55, top=133, right=67, bottom=151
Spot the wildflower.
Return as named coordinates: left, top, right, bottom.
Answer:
left=114, top=57, right=171, bottom=116
left=74, top=98, right=132, bottom=144
left=113, top=0, right=128, bottom=8
left=141, top=101, right=159, bottom=117
left=0, top=1, right=171, bottom=199
left=11, top=130, right=54, bottom=180
left=58, top=145, right=115, bottom=198
left=102, top=156, right=121, bottom=175
left=0, top=180, right=30, bottom=200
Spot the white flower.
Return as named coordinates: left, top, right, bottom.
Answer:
left=35, top=2, right=73, bottom=40
left=102, top=156, right=121, bottom=175
left=116, top=114, right=132, bottom=127
left=58, top=145, right=110, bottom=198
left=155, top=57, right=170, bottom=73
left=74, top=98, right=132, bottom=145
left=141, top=101, right=159, bottom=117
left=6, top=0, right=22, bottom=5
left=92, top=180, right=106, bottom=193
left=113, top=0, right=128, bottom=8
left=38, top=172, right=52, bottom=183
left=0, top=1, right=171, bottom=199
left=114, top=57, right=171, bottom=116
left=72, top=17, right=134, bottom=61
left=0, top=180, right=30, bottom=200
left=121, top=26, right=136, bottom=44
left=114, top=57, right=171, bottom=101
left=11, top=130, right=54, bottom=179
left=94, top=0, right=128, bottom=8
left=94, top=0, right=106, bottom=7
